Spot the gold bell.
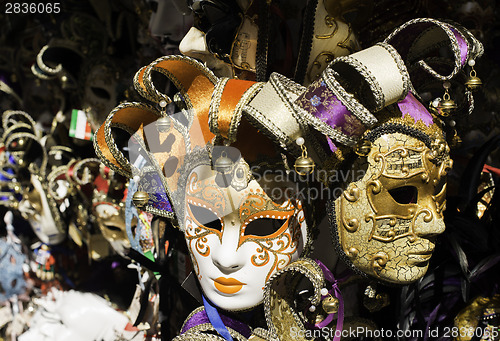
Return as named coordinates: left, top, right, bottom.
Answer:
left=322, top=295, right=340, bottom=314
left=294, top=139, right=315, bottom=175
left=213, top=151, right=233, bottom=174
left=465, top=69, right=482, bottom=91
left=155, top=116, right=171, bottom=133
left=132, top=191, right=149, bottom=209
left=314, top=314, right=325, bottom=325
left=436, top=88, right=457, bottom=117
left=354, top=139, right=371, bottom=157
left=294, top=156, right=315, bottom=175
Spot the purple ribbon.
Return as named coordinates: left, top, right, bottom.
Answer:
left=295, top=78, right=366, bottom=149
left=397, top=92, right=434, bottom=127
left=312, top=259, right=345, bottom=341
left=181, top=300, right=252, bottom=339
left=449, top=27, right=468, bottom=67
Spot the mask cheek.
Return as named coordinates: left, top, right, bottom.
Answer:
left=184, top=226, right=219, bottom=280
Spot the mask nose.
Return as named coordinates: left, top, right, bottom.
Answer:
left=413, top=206, right=446, bottom=238
left=211, top=220, right=245, bottom=274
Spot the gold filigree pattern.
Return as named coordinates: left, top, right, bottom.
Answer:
left=186, top=172, right=226, bottom=214
left=249, top=206, right=304, bottom=282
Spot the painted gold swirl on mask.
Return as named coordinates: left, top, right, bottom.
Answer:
left=247, top=200, right=304, bottom=282
left=186, top=171, right=226, bottom=213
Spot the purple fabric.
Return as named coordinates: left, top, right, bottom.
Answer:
left=314, top=260, right=345, bottom=341
left=181, top=309, right=252, bottom=338
left=397, top=93, right=434, bottom=127
left=295, top=78, right=365, bottom=139
left=326, top=137, right=338, bottom=152
left=449, top=27, right=468, bottom=66
left=139, top=171, right=173, bottom=212
left=149, top=192, right=173, bottom=212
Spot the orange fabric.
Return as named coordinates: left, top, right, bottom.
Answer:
left=96, top=105, right=159, bottom=175
left=218, top=79, right=255, bottom=139
left=96, top=125, right=123, bottom=172
left=153, top=59, right=216, bottom=145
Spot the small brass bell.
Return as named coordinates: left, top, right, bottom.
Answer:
left=213, top=152, right=233, bottom=174
left=433, top=83, right=456, bottom=117
left=156, top=116, right=171, bottom=133
left=294, top=139, right=315, bottom=175
left=294, top=155, right=315, bottom=175
left=466, top=60, right=482, bottom=91
left=132, top=191, right=149, bottom=209
left=322, top=295, right=340, bottom=314
left=465, top=72, right=482, bottom=91
left=437, top=98, right=457, bottom=117
left=354, top=139, right=371, bottom=157
left=314, top=314, right=325, bottom=325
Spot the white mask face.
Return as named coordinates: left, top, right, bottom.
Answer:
left=183, top=164, right=307, bottom=311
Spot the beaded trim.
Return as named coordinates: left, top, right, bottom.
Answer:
left=263, top=257, right=325, bottom=340
left=178, top=307, right=250, bottom=341
left=330, top=42, right=410, bottom=111
left=102, top=102, right=161, bottom=178
left=384, top=18, right=466, bottom=81
left=2, top=111, right=37, bottom=132
left=323, top=68, right=377, bottom=127
left=46, top=165, right=71, bottom=201
left=71, top=158, right=101, bottom=185
left=31, top=63, right=55, bottom=80
left=208, top=78, right=229, bottom=137
left=327, top=199, right=366, bottom=279
left=142, top=55, right=218, bottom=107
left=4, top=132, right=48, bottom=176
left=1, top=123, right=37, bottom=142
left=331, top=56, right=385, bottom=111
left=228, top=82, right=265, bottom=143
left=36, top=45, right=63, bottom=76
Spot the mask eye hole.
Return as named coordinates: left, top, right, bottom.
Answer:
left=389, top=186, right=418, bottom=204
left=103, top=224, right=122, bottom=232
left=189, top=203, right=222, bottom=232
left=244, top=218, right=287, bottom=237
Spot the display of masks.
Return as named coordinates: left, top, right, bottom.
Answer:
left=2, top=2, right=500, bottom=341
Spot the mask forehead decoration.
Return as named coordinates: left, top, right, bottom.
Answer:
left=181, top=0, right=361, bottom=82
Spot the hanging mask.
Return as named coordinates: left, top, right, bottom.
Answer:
left=0, top=238, right=27, bottom=303
left=330, top=130, right=452, bottom=284
left=93, top=202, right=130, bottom=257
left=81, top=61, right=119, bottom=129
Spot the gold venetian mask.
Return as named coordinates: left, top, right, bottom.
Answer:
left=331, top=132, right=452, bottom=284
left=93, top=202, right=130, bottom=256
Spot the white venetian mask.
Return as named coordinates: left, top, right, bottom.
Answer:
left=183, top=164, right=307, bottom=311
